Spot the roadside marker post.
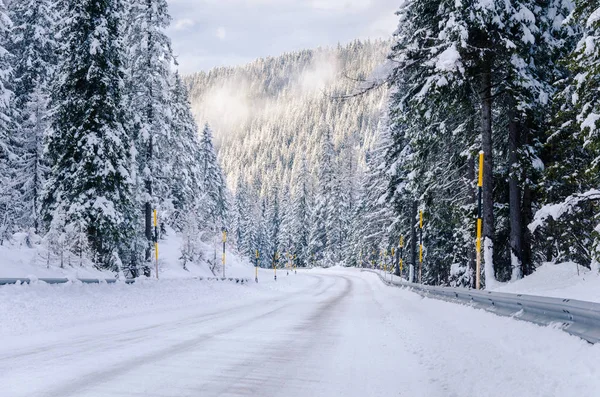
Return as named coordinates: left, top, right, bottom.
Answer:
left=274, top=252, right=279, bottom=281
left=222, top=229, right=227, bottom=278
left=476, top=151, right=484, bottom=290
left=391, top=247, right=395, bottom=278
left=255, top=250, right=259, bottom=283
left=154, top=209, right=159, bottom=280
left=385, top=250, right=389, bottom=273
left=399, top=236, right=404, bottom=277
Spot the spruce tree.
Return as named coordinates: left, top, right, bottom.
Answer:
left=198, top=123, right=228, bottom=230
left=125, top=0, right=174, bottom=260
left=7, top=0, right=57, bottom=233
left=0, top=0, right=13, bottom=244
left=291, top=156, right=311, bottom=267
left=308, top=125, right=335, bottom=265
left=168, top=72, right=203, bottom=231
left=43, top=0, right=135, bottom=270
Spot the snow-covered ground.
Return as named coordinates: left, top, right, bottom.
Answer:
left=0, top=228, right=255, bottom=280
left=1, top=267, right=598, bottom=397
left=490, top=262, right=600, bottom=303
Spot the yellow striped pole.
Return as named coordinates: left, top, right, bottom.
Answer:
left=399, top=236, right=404, bottom=276
left=222, top=229, right=227, bottom=278
left=255, top=250, right=259, bottom=283
left=384, top=250, right=388, bottom=276
left=476, top=151, right=484, bottom=290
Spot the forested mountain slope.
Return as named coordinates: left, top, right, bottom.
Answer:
left=184, top=40, right=390, bottom=266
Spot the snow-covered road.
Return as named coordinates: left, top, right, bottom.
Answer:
left=1, top=268, right=599, bottom=397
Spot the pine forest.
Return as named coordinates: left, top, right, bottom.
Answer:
left=1, top=0, right=600, bottom=289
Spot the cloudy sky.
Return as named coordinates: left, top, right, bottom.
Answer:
left=167, top=0, right=400, bottom=74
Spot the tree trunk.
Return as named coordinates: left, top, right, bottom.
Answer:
left=481, top=68, right=496, bottom=286
left=144, top=0, right=154, bottom=266
left=144, top=134, right=153, bottom=264
left=521, top=124, right=533, bottom=276
left=410, top=200, right=418, bottom=283
left=522, top=183, right=533, bottom=276
left=508, top=106, right=523, bottom=281
left=394, top=246, right=401, bottom=277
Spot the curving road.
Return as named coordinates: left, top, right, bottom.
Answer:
left=0, top=268, right=598, bottom=397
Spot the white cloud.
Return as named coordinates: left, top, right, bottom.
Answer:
left=167, top=0, right=399, bottom=73
left=174, top=18, right=195, bottom=31
left=362, top=11, right=399, bottom=38
left=310, top=0, right=373, bottom=11
left=216, top=27, right=227, bottom=40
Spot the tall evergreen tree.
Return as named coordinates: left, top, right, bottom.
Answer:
left=6, top=0, right=57, bottom=233
left=198, top=123, right=228, bottom=230
left=0, top=0, right=13, bottom=244
left=43, top=0, right=135, bottom=270
left=308, top=125, right=335, bottom=265
left=125, top=0, right=174, bottom=261
left=168, top=72, right=204, bottom=230
left=233, top=177, right=253, bottom=257
left=291, top=156, right=311, bottom=267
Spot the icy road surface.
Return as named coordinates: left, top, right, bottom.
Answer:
left=1, top=268, right=599, bottom=397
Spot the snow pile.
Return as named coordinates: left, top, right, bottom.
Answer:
left=0, top=270, right=309, bottom=338
left=0, top=234, right=109, bottom=279
left=491, top=262, right=600, bottom=303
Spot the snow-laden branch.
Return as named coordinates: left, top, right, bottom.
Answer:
left=529, top=189, right=600, bottom=233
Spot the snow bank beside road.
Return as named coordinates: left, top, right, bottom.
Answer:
left=0, top=269, right=307, bottom=338
left=0, top=228, right=256, bottom=281
left=491, top=262, right=600, bottom=303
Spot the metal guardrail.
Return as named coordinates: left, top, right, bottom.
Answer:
left=0, top=276, right=251, bottom=286
left=199, top=277, right=251, bottom=284
left=364, top=269, right=600, bottom=344
left=0, top=277, right=135, bottom=285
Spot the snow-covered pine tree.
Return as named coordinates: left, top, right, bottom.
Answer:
left=6, top=0, right=57, bottom=233
left=168, top=72, right=204, bottom=231
left=291, top=155, right=311, bottom=267
left=255, top=196, right=269, bottom=268
left=352, top=115, right=395, bottom=267
left=198, top=123, right=228, bottom=231
left=383, top=0, right=575, bottom=286
left=308, top=124, right=335, bottom=265
left=124, top=0, right=174, bottom=261
left=43, top=0, right=135, bottom=270
left=279, top=183, right=294, bottom=259
left=387, top=0, right=481, bottom=285
left=265, top=185, right=281, bottom=267
left=232, top=177, right=253, bottom=258
left=0, top=0, right=13, bottom=244
left=530, top=1, right=600, bottom=273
